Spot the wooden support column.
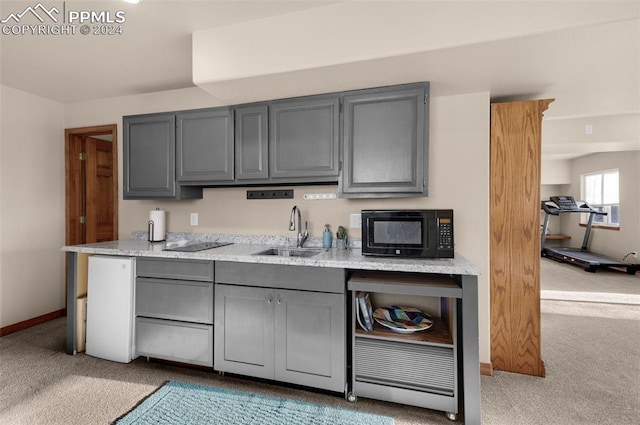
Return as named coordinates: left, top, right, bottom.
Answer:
left=490, top=99, right=554, bottom=377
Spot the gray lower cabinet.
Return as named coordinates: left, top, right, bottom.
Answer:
left=340, top=83, right=429, bottom=197
left=348, top=271, right=462, bottom=420
left=135, top=258, right=214, bottom=367
left=123, top=113, right=202, bottom=200
left=176, top=107, right=234, bottom=184
left=214, top=284, right=274, bottom=379
left=214, top=262, right=346, bottom=393
left=136, top=318, right=213, bottom=367
left=135, top=257, right=214, bottom=282
left=269, top=95, right=340, bottom=182
left=136, top=278, right=213, bottom=324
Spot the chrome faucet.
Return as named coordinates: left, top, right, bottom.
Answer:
left=289, top=205, right=309, bottom=247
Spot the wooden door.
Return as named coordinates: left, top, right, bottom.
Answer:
left=65, top=125, right=118, bottom=245
left=85, top=137, right=116, bottom=242
left=490, top=99, right=553, bottom=377
left=66, top=133, right=85, bottom=245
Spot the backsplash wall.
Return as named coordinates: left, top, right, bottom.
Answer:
left=121, top=184, right=433, bottom=242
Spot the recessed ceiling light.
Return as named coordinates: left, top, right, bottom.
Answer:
left=123, top=0, right=141, bottom=4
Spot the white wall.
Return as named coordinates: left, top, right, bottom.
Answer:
left=562, top=151, right=640, bottom=258
left=541, top=159, right=571, bottom=185
left=0, top=85, right=65, bottom=327
left=65, top=88, right=492, bottom=364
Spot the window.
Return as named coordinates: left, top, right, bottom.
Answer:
left=581, top=169, right=619, bottom=226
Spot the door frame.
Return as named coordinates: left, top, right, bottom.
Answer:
left=65, top=124, right=118, bottom=245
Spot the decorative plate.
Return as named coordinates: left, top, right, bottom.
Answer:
left=373, top=306, right=433, bottom=333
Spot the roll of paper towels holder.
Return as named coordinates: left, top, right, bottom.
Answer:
left=148, top=208, right=166, bottom=242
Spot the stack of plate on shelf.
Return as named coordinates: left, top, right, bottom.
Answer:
left=356, top=291, right=374, bottom=332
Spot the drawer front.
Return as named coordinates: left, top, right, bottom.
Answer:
left=355, top=338, right=455, bottom=396
left=136, top=278, right=213, bottom=324
left=215, top=261, right=344, bottom=293
left=136, top=257, right=214, bottom=282
left=135, top=317, right=213, bottom=367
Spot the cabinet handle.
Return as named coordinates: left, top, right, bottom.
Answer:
left=267, top=294, right=274, bottom=304
left=277, top=295, right=282, bottom=304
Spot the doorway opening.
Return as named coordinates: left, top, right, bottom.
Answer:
left=65, top=125, right=118, bottom=245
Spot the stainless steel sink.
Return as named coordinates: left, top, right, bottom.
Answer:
left=253, top=247, right=322, bottom=258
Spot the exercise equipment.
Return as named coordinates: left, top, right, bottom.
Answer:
left=541, top=195, right=639, bottom=274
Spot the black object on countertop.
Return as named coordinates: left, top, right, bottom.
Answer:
left=164, top=241, right=233, bottom=252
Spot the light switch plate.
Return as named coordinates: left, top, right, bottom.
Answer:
left=190, top=213, right=198, bottom=226
left=350, top=213, right=361, bottom=229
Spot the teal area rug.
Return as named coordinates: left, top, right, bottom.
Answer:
left=115, top=381, right=394, bottom=425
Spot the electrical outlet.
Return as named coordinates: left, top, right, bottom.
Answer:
left=190, top=213, right=198, bottom=226
left=303, top=192, right=337, bottom=200
left=349, top=213, right=361, bottom=229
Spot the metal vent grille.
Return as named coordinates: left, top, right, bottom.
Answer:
left=355, top=338, right=455, bottom=395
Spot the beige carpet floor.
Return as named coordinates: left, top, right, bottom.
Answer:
left=1, top=258, right=638, bottom=424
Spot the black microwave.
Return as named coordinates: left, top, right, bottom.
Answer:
left=361, top=210, right=454, bottom=258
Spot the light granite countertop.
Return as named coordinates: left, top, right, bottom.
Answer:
left=61, top=233, right=480, bottom=276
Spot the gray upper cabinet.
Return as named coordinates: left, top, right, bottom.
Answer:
left=235, top=104, right=269, bottom=181
left=340, top=83, right=429, bottom=197
left=123, top=113, right=202, bottom=200
left=269, top=95, right=340, bottom=182
left=176, top=107, right=234, bottom=184
left=123, top=82, right=430, bottom=198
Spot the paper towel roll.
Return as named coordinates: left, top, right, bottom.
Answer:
left=148, top=209, right=166, bottom=242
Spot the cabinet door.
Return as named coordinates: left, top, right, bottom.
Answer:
left=274, top=289, right=345, bottom=392
left=123, top=113, right=202, bottom=200
left=269, top=96, right=340, bottom=181
left=340, top=83, right=429, bottom=197
left=176, top=108, right=234, bottom=183
left=235, top=105, right=269, bottom=180
left=214, top=284, right=275, bottom=379
left=123, top=113, right=177, bottom=199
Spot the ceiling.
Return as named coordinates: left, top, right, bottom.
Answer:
left=1, top=0, right=639, bottom=163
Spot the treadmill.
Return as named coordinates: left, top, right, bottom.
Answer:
left=541, top=195, right=639, bottom=274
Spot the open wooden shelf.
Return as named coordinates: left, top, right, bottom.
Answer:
left=355, top=316, right=453, bottom=346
